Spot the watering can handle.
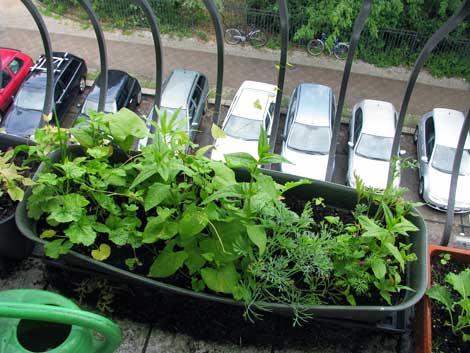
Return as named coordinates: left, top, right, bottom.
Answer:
left=0, top=302, right=122, bottom=353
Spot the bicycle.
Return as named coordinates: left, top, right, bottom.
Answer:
left=306, top=33, right=349, bottom=60
left=224, top=24, right=268, bottom=48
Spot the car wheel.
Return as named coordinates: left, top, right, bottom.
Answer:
left=136, top=91, right=142, bottom=106
left=418, top=178, right=424, bottom=198
left=413, top=126, right=418, bottom=144
left=79, top=76, right=86, bottom=94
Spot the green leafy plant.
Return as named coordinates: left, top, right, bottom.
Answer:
left=427, top=268, right=470, bottom=343
left=0, top=149, right=33, bottom=202
left=25, top=106, right=420, bottom=324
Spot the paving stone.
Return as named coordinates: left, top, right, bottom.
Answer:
left=115, top=319, right=150, bottom=353
left=0, top=258, right=47, bottom=290
left=145, top=328, right=192, bottom=353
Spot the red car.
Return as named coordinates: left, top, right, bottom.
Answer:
left=0, top=48, right=33, bottom=119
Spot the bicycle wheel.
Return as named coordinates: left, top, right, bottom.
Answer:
left=334, top=43, right=349, bottom=60
left=225, top=28, right=242, bottom=45
left=249, top=31, right=267, bottom=48
left=306, top=39, right=324, bottom=56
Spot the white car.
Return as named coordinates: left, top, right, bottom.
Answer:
left=280, top=83, right=336, bottom=180
left=347, top=99, right=403, bottom=189
left=211, top=81, right=276, bottom=161
left=415, top=108, right=470, bottom=212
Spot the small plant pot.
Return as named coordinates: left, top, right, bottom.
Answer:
left=415, top=244, right=470, bottom=353
left=16, top=145, right=429, bottom=323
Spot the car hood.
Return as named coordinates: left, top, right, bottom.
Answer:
left=281, top=147, right=328, bottom=181
left=428, top=167, right=470, bottom=206
left=2, top=105, right=42, bottom=136
left=211, top=136, right=259, bottom=162
left=351, top=154, right=392, bottom=189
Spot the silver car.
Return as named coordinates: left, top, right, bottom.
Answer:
left=281, top=83, right=336, bottom=180
left=347, top=99, right=402, bottom=189
left=160, top=69, right=209, bottom=141
left=415, top=108, right=470, bottom=212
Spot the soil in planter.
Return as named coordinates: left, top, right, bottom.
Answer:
left=430, top=256, right=470, bottom=353
left=0, top=192, right=16, bottom=221
left=44, top=264, right=402, bottom=352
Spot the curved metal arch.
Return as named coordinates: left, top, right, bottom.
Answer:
left=388, top=0, right=470, bottom=185
left=326, top=0, right=372, bottom=182
left=77, top=0, right=108, bottom=112
left=20, top=0, right=53, bottom=119
left=268, top=0, right=289, bottom=154
left=442, top=111, right=470, bottom=246
left=133, top=0, right=163, bottom=123
left=202, top=0, right=224, bottom=126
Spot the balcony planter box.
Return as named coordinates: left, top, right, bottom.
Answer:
left=0, top=133, right=34, bottom=260
left=415, top=244, right=470, bottom=353
left=16, top=145, right=428, bottom=323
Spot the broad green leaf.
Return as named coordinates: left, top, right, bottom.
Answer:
left=382, top=203, right=394, bottom=227
left=224, top=152, right=257, bottom=171
left=195, top=144, right=214, bottom=157
left=88, top=146, right=112, bottom=159
left=359, top=216, right=390, bottom=238
left=130, top=166, right=157, bottom=189
left=385, top=242, right=405, bottom=271
left=92, top=192, right=121, bottom=215
left=148, top=250, right=188, bottom=278
left=426, top=285, right=454, bottom=311
left=201, top=263, right=240, bottom=294
left=446, top=269, right=470, bottom=299
left=39, top=229, right=56, bottom=239
left=44, top=239, right=73, bottom=259
left=7, top=186, right=23, bottom=201
left=258, top=153, right=290, bottom=166
left=208, top=161, right=237, bottom=188
left=325, top=216, right=339, bottom=225
left=144, top=183, right=171, bottom=211
left=185, top=248, right=206, bottom=274
left=70, top=127, right=94, bottom=148
left=143, top=217, right=178, bottom=243
left=390, top=217, right=419, bottom=235
left=107, top=108, right=148, bottom=140
left=48, top=194, right=88, bottom=224
left=281, top=179, right=311, bottom=194
left=246, top=225, right=267, bottom=255
left=211, top=124, right=226, bottom=139
left=64, top=217, right=97, bottom=246
left=370, top=257, right=386, bottom=279
left=91, top=243, right=111, bottom=261
left=177, top=205, right=209, bottom=239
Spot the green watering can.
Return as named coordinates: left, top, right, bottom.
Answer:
left=0, top=289, right=122, bottom=353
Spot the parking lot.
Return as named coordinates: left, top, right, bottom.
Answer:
left=61, top=90, right=470, bottom=248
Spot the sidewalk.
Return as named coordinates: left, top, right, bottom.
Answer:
left=1, top=0, right=469, bottom=118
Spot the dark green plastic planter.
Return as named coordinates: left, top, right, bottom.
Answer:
left=0, top=133, right=34, bottom=260
left=15, top=146, right=428, bottom=323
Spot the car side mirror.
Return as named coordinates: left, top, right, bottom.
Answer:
left=399, top=149, right=406, bottom=156
left=348, top=141, right=354, bottom=148
left=421, top=156, right=429, bottom=163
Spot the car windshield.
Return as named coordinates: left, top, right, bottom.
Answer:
left=432, top=144, right=470, bottom=176
left=162, top=107, right=188, bottom=129
left=287, top=123, right=330, bottom=154
left=82, top=99, right=117, bottom=114
left=15, top=88, right=45, bottom=111
left=224, top=115, right=261, bottom=140
left=356, top=134, right=393, bottom=161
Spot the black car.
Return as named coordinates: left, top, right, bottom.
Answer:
left=1, top=52, right=87, bottom=136
left=80, top=69, right=142, bottom=117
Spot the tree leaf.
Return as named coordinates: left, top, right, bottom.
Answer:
left=148, top=250, right=188, bottom=278
left=91, top=243, right=111, bottom=261
left=246, top=225, right=267, bottom=255
left=201, top=263, right=240, bottom=294
left=211, top=124, right=226, bottom=139
left=144, top=183, right=171, bottom=211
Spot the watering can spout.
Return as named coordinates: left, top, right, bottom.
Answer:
left=0, top=289, right=121, bottom=353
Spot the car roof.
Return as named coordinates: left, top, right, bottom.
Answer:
left=433, top=108, right=470, bottom=148
left=294, top=83, right=333, bottom=127
left=361, top=99, right=396, bottom=138
left=0, top=48, right=21, bottom=68
left=86, top=70, right=129, bottom=103
left=161, top=69, right=200, bottom=108
left=232, top=85, right=275, bottom=120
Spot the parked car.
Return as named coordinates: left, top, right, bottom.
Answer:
left=280, top=83, right=336, bottom=180
left=1, top=52, right=87, bottom=137
left=160, top=69, right=208, bottom=141
left=347, top=99, right=402, bottom=189
left=414, top=108, right=470, bottom=212
left=80, top=69, right=142, bottom=118
left=0, top=48, right=33, bottom=119
left=211, top=80, right=276, bottom=161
